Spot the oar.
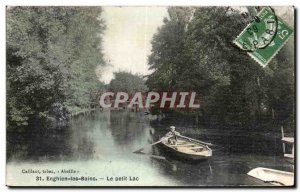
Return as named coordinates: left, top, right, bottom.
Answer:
left=136, top=152, right=166, bottom=160
left=178, top=135, right=214, bottom=146
left=133, top=139, right=164, bottom=154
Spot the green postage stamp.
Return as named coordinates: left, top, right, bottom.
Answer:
left=234, top=7, right=294, bottom=67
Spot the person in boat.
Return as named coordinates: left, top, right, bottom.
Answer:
left=165, top=126, right=180, bottom=145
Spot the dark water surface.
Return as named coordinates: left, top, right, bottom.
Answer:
left=7, top=110, right=293, bottom=186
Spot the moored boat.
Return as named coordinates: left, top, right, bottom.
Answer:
left=246, top=127, right=294, bottom=186
left=247, top=167, right=294, bottom=186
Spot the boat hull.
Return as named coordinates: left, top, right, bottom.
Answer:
left=159, top=136, right=212, bottom=161
left=247, top=167, right=294, bottom=186
left=158, top=142, right=211, bottom=161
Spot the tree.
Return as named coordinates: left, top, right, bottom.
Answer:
left=7, top=7, right=106, bottom=128
left=146, top=6, right=294, bottom=129
left=109, top=71, right=148, bottom=94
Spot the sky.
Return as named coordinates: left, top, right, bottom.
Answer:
left=99, top=7, right=168, bottom=84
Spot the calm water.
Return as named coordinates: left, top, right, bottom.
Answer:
left=7, top=110, right=293, bottom=186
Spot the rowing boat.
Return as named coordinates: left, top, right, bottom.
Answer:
left=159, top=135, right=212, bottom=161
left=247, top=167, right=294, bottom=186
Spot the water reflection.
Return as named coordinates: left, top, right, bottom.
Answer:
left=149, top=158, right=213, bottom=186
left=7, top=123, right=73, bottom=161
left=110, top=111, right=150, bottom=146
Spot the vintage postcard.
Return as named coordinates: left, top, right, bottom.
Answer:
left=6, top=6, right=295, bottom=187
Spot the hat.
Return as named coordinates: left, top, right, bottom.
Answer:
left=170, top=126, right=175, bottom=130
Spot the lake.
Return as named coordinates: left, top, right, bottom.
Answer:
left=6, top=110, right=293, bottom=186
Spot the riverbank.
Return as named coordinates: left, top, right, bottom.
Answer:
left=69, top=108, right=97, bottom=117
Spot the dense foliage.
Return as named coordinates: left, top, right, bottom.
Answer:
left=108, top=71, right=148, bottom=94
left=7, top=7, right=106, bottom=128
left=146, top=7, right=294, bottom=130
